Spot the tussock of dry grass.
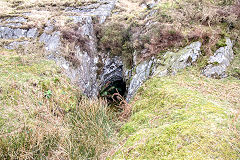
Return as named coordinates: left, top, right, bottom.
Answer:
left=0, top=0, right=13, bottom=16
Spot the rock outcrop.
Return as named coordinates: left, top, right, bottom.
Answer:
left=1, top=0, right=236, bottom=102
left=202, top=38, right=234, bottom=78
left=126, top=41, right=202, bottom=101
left=0, top=0, right=118, bottom=98
left=153, top=41, right=202, bottom=77
left=126, top=59, right=153, bottom=101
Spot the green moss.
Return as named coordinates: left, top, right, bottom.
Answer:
left=98, top=23, right=134, bottom=68
left=210, top=37, right=228, bottom=53
left=216, top=38, right=227, bottom=48
left=228, top=44, right=240, bottom=79
left=196, top=56, right=209, bottom=69
left=122, top=41, right=134, bottom=68
left=110, top=69, right=240, bottom=159
left=99, top=23, right=127, bottom=56
left=0, top=50, right=79, bottom=109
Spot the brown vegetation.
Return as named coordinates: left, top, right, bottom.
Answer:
left=61, top=23, right=91, bottom=53
left=99, top=0, right=240, bottom=63
left=61, top=23, right=93, bottom=67
left=144, top=28, right=184, bottom=58
left=0, top=49, right=116, bottom=159
left=96, top=22, right=134, bottom=68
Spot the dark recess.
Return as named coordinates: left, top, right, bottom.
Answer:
left=99, top=78, right=126, bottom=103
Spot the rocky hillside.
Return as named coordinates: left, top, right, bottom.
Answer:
left=0, top=0, right=239, bottom=159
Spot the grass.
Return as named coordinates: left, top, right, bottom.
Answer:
left=1, top=0, right=240, bottom=159
left=228, top=42, right=240, bottom=79
left=98, top=0, right=240, bottom=63
left=66, top=98, right=116, bottom=159
left=0, top=0, right=101, bottom=28
left=0, top=48, right=116, bottom=159
left=0, top=49, right=79, bottom=109
left=0, top=0, right=94, bottom=11
left=1, top=48, right=239, bottom=159
left=109, top=68, right=240, bottom=159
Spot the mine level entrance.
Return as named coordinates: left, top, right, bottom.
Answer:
left=99, top=78, right=126, bottom=104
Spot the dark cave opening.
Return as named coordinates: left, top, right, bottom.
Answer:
left=100, top=78, right=127, bottom=103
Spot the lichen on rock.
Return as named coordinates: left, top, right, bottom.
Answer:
left=202, top=38, right=234, bottom=78
left=153, top=41, right=202, bottom=77
left=126, top=59, right=153, bottom=102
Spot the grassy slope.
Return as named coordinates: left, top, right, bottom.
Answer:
left=111, top=68, right=240, bottom=159
left=0, top=49, right=79, bottom=108
left=1, top=0, right=240, bottom=159
left=0, top=49, right=115, bottom=159
left=0, top=48, right=77, bottom=158
left=228, top=46, right=240, bottom=79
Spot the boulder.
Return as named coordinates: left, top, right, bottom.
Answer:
left=202, top=38, right=234, bottom=78
left=154, top=41, right=202, bottom=76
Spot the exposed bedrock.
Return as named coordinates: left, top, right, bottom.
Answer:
left=202, top=38, right=234, bottom=78
left=0, top=1, right=236, bottom=102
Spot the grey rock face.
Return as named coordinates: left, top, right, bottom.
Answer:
left=75, top=51, right=99, bottom=97
left=65, top=0, right=116, bottom=24
left=0, top=1, right=118, bottom=99
left=202, top=38, right=234, bottom=78
left=0, top=20, right=28, bottom=40
left=125, top=41, right=201, bottom=102
left=46, top=32, right=61, bottom=52
left=5, top=41, right=29, bottom=50
left=57, top=49, right=99, bottom=97
left=154, top=41, right=202, bottom=76
left=41, top=16, right=98, bottom=98
left=13, top=28, right=27, bottom=38
left=100, top=56, right=124, bottom=87
left=27, top=28, right=38, bottom=38
left=0, top=27, right=37, bottom=40
left=35, top=1, right=116, bottom=98
left=81, top=16, right=94, bottom=37
left=126, top=60, right=153, bottom=102
left=0, top=27, right=14, bottom=39
left=5, top=17, right=27, bottom=23
left=39, top=32, right=61, bottom=52
left=171, top=41, right=202, bottom=74
left=39, top=33, right=51, bottom=43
